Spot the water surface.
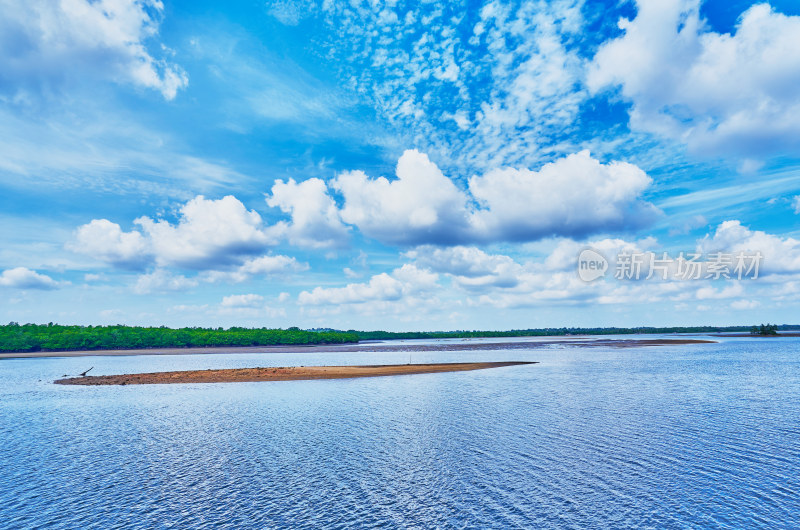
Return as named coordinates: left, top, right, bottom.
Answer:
left=1, top=336, right=799, bottom=528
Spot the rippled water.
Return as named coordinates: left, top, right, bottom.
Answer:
left=1, top=336, right=799, bottom=528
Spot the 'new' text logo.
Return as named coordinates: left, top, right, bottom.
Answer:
left=577, top=248, right=608, bottom=282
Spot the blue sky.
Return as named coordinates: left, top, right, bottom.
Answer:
left=2, top=0, right=800, bottom=330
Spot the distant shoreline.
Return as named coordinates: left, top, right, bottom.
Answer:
left=3, top=337, right=716, bottom=360
left=3, top=323, right=794, bottom=357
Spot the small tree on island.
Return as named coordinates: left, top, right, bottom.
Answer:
left=750, top=323, right=779, bottom=336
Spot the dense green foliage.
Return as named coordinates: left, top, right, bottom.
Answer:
left=750, top=323, right=779, bottom=336
left=353, top=325, right=796, bottom=341
left=0, top=323, right=359, bottom=352
left=2, top=323, right=796, bottom=353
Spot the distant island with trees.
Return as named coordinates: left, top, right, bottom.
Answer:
left=0, top=322, right=797, bottom=354
left=750, top=323, right=779, bottom=336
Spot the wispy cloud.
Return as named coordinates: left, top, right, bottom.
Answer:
left=0, top=105, right=250, bottom=200
left=318, top=0, right=589, bottom=172
left=0, top=0, right=187, bottom=101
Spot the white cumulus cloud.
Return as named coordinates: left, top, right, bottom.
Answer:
left=731, top=299, right=760, bottom=310
left=698, top=220, right=800, bottom=275
left=298, top=264, right=438, bottom=305
left=69, top=194, right=340, bottom=273
left=299, top=273, right=404, bottom=305
left=266, top=177, right=349, bottom=248
left=133, top=269, right=197, bottom=294
left=0, top=267, right=59, bottom=290
left=333, top=149, right=657, bottom=245
left=132, top=195, right=278, bottom=270
left=202, top=254, right=307, bottom=283
left=333, top=150, right=472, bottom=245
left=468, top=150, right=657, bottom=241
left=67, top=219, right=151, bottom=270
left=406, top=246, right=522, bottom=290
left=221, top=294, right=265, bottom=308
left=588, top=1, right=800, bottom=158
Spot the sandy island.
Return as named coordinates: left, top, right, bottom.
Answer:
left=55, top=361, right=536, bottom=385
left=3, top=338, right=715, bottom=360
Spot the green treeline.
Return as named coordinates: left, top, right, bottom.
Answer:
left=0, top=323, right=359, bottom=353
left=2, top=323, right=795, bottom=353
left=353, top=325, right=794, bottom=341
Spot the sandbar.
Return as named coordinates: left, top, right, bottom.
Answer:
left=55, top=361, right=536, bottom=385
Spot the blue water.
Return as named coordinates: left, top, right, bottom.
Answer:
left=1, top=336, right=799, bottom=528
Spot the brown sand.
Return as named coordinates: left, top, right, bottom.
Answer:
left=3, top=338, right=715, bottom=360
left=55, top=361, right=537, bottom=386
